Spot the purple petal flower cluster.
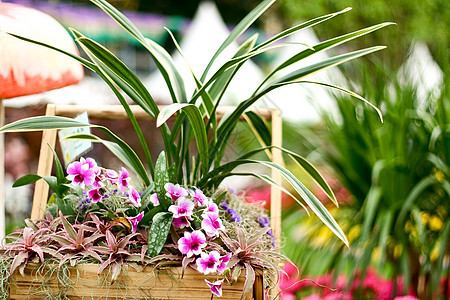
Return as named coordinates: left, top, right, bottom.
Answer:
left=66, top=157, right=141, bottom=208
left=170, top=183, right=231, bottom=294
left=259, top=215, right=276, bottom=247
left=220, top=202, right=242, bottom=223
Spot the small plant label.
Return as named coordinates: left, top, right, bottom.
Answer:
left=58, top=112, right=92, bottom=166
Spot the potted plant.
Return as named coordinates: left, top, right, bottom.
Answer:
left=0, top=0, right=391, bottom=298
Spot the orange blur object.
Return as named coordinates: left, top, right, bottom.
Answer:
left=0, top=2, right=84, bottom=99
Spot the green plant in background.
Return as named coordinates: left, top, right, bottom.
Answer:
left=282, top=62, right=449, bottom=298
left=278, top=0, right=449, bottom=71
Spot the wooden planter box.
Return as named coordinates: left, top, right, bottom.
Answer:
left=9, top=263, right=264, bottom=299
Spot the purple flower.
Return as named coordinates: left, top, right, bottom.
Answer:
left=219, top=202, right=228, bottom=210
left=196, top=250, right=220, bottom=274
left=67, top=160, right=96, bottom=188
left=88, top=188, right=103, bottom=203
left=231, top=213, right=241, bottom=223
left=117, top=167, right=131, bottom=192
left=178, top=230, right=206, bottom=257
left=205, top=279, right=224, bottom=297
left=226, top=207, right=236, bottom=215
left=164, top=183, right=188, bottom=202
left=258, top=215, right=270, bottom=227
left=217, top=252, right=231, bottom=274
left=128, top=212, right=144, bottom=233
left=190, top=188, right=208, bottom=206
left=228, top=187, right=237, bottom=194
left=127, top=188, right=141, bottom=207
left=201, top=212, right=224, bottom=237
left=168, top=198, right=194, bottom=219
left=150, top=193, right=159, bottom=206
left=173, top=216, right=190, bottom=229
left=204, top=201, right=219, bottom=215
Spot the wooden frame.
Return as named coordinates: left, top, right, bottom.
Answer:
left=27, top=104, right=283, bottom=299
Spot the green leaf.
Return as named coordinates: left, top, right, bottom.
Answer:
left=252, top=8, right=352, bottom=52
left=265, top=46, right=387, bottom=89
left=49, top=144, right=65, bottom=184
left=244, top=111, right=272, bottom=151
left=154, top=151, right=170, bottom=209
left=0, top=116, right=91, bottom=133
left=147, top=212, right=173, bottom=257
left=157, top=104, right=209, bottom=175
left=60, top=213, right=77, bottom=240
left=6, top=32, right=96, bottom=70
left=247, top=159, right=348, bottom=246
left=12, top=174, right=42, bottom=188
left=140, top=206, right=161, bottom=226
left=258, top=22, right=394, bottom=91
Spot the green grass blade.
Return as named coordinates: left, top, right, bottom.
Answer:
left=247, top=160, right=348, bottom=246
left=6, top=32, right=96, bottom=70
left=253, top=7, right=352, bottom=52
left=257, top=22, right=394, bottom=92
left=266, top=46, right=387, bottom=88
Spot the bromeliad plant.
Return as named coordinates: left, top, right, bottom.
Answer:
left=0, top=0, right=391, bottom=298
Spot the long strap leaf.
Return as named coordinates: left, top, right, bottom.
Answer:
left=256, top=22, right=394, bottom=93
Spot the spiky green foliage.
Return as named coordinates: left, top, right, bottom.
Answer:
left=283, top=63, right=449, bottom=298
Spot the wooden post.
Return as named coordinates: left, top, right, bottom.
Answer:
left=0, top=100, right=5, bottom=241
left=270, top=109, right=283, bottom=248
left=31, top=104, right=57, bottom=220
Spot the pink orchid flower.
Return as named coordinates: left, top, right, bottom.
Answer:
left=196, top=250, right=220, bottom=274
left=204, top=201, right=219, bottom=215
left=178, top=230, right=206, bottom=257
left=201, top=212, right=224, bottom=237
left=88, top=188, right=103, bottom=203
left=117, top=167, right=130, bottom=191
left=127, top=188, right=141, bottom=207
left=150, top=193, right=159, bottom=206
left=67, top=160, right=96, bottom=188
left=103, top=169, right=118, bottom=182
left=168, top=198, right=194, bottom=219
left=128, top=212, right=144, bottom=233
left=217, top=252, right=231, bottom=274
left=164, top=183, right=188, bottom=202
left=205, top=279, right=224, bottom=297
left=190, top=188, right=208, bottom=206
left=173, top=216, right=190, bottom=229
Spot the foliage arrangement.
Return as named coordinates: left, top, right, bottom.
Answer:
left=281, top=63, right=449, bottom=299
left=278, top=0, right=449, bottom=70
left=0, top=0, right=391, bottom=297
